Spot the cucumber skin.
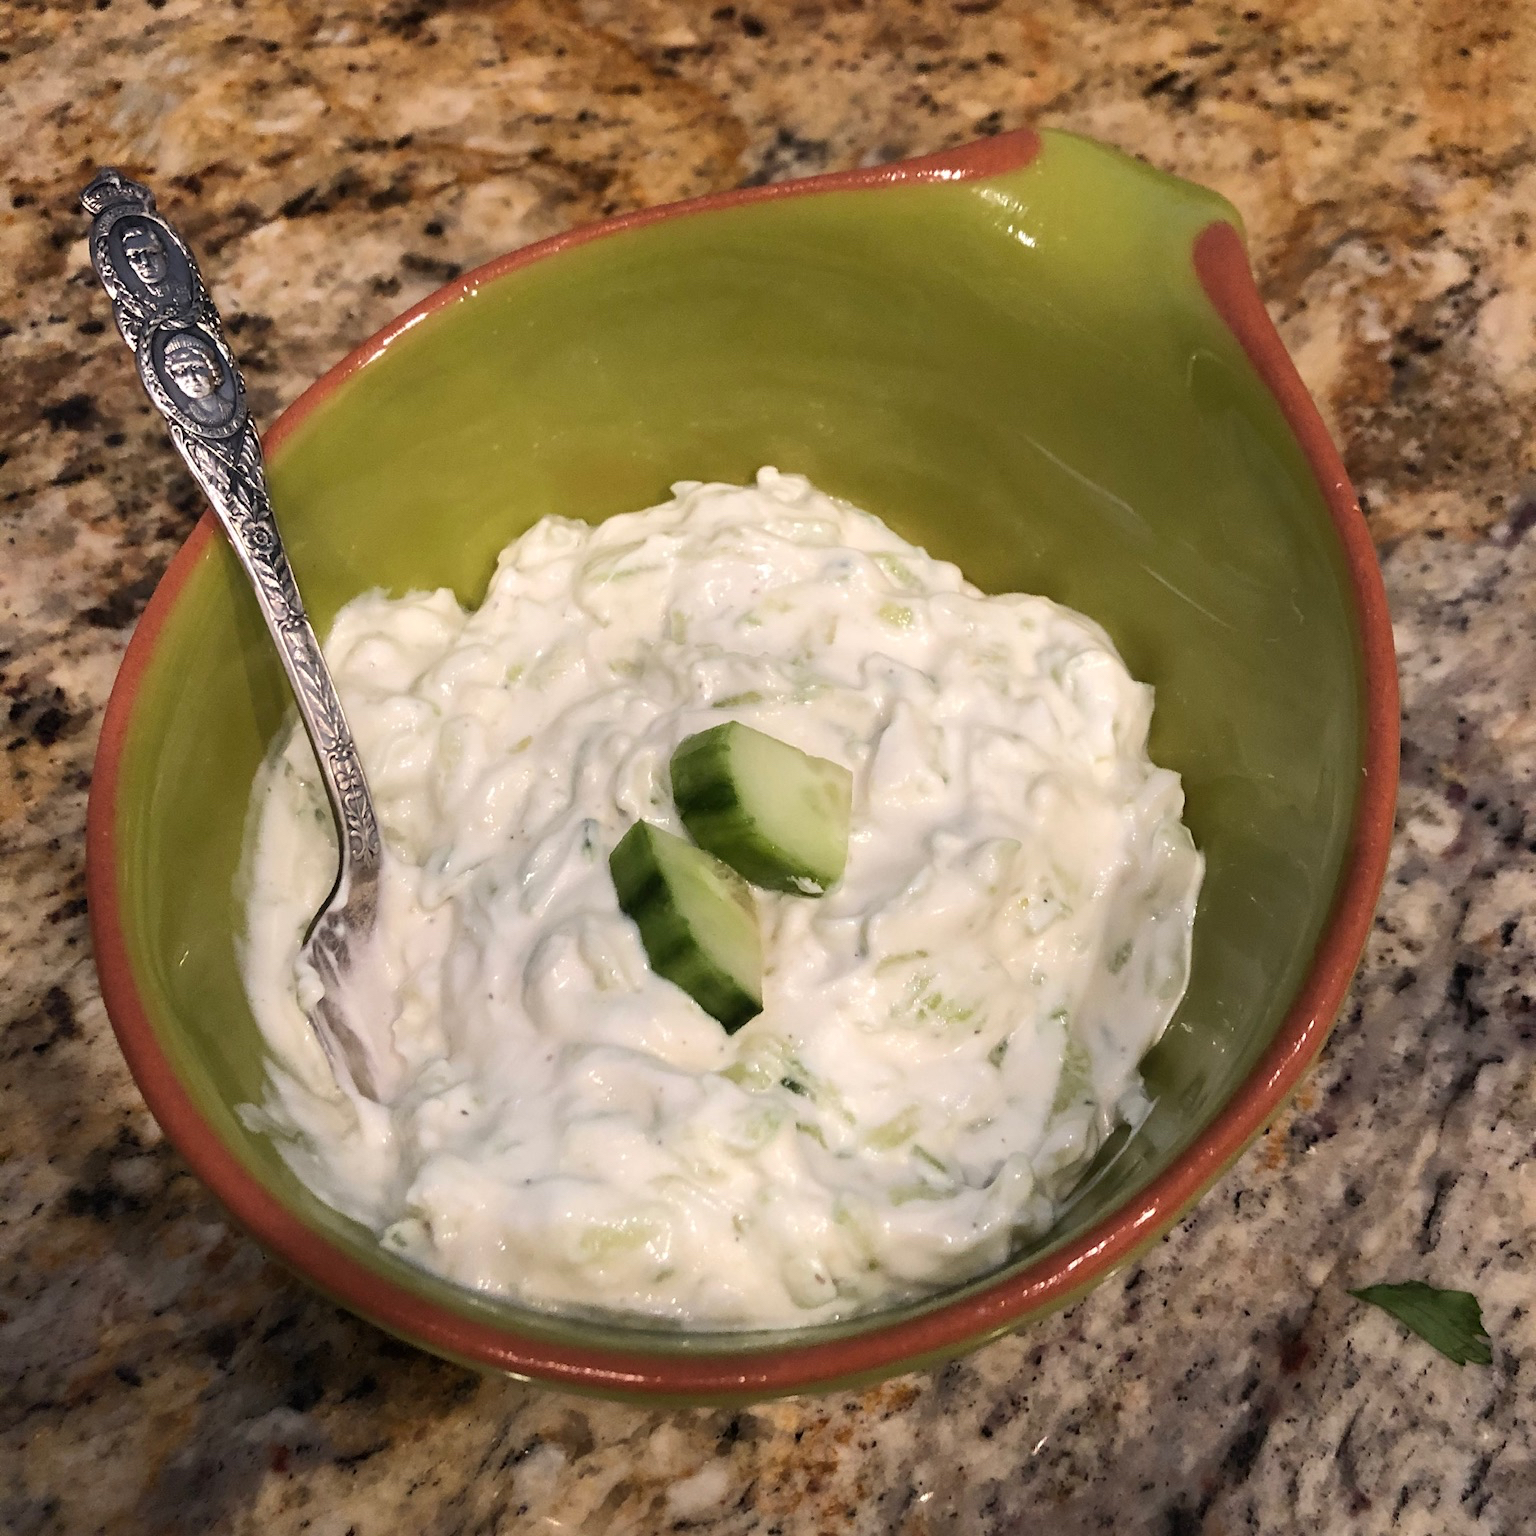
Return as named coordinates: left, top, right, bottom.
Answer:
left=670, top=725, right=849, bottom=894
left=609, top=822, right=762, bottom=1033
left=671, top=767, right=783, bottom=889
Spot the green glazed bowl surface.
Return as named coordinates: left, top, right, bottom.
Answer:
left=89, top=127, right=1397, bottom=1402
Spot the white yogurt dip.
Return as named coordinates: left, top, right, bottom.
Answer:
left=240, top=469, right=1202, bottom=1328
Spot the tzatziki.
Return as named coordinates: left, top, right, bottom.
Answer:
left=240, top=469, right=1202, bottom=1328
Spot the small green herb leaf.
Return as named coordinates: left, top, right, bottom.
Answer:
left=1348, top=1281, right=1492, bottom=1366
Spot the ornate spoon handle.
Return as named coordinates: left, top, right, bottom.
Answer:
left=81, top=170, right=382, bottom=978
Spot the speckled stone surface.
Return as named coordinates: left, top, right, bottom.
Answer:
left=3, top=1, right=1534, bottom=1531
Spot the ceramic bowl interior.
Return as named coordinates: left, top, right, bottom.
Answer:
left=91, top=128, right=1395, bottom=1400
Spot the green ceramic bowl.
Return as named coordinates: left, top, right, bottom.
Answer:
left=89, top=128, right=1397, bottom=1402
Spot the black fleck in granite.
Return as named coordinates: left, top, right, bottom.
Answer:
left=2, top=2, right=1534, bottom=1532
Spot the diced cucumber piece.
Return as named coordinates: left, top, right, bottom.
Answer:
left=670, top=723, right=852, bottom=894
left=609, top=820, right=763, bottom=1032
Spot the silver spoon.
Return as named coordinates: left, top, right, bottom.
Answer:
left=82, top=169, right=403, bottom=1103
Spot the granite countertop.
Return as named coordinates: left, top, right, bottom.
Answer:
left=3, top=1, right=1533, bottom=1531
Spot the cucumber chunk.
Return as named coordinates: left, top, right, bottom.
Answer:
left=609, top=820, right=763, bottom=1032
left=670, top=722, right=852, bottom=894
